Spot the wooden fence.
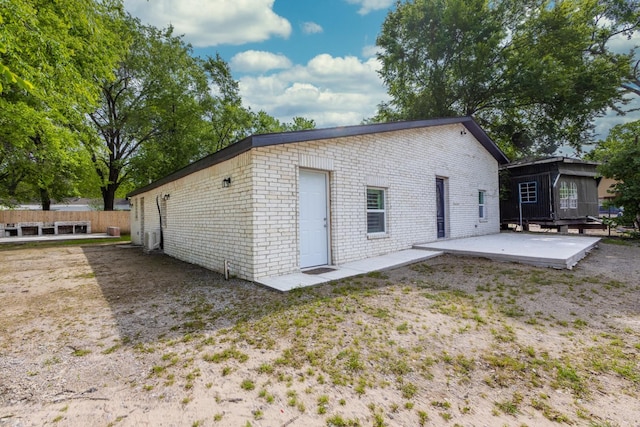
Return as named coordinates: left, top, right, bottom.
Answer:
left=0, top=211, right=130, bottom=234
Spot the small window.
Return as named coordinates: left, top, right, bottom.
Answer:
left=569, top=182, right=578, bottom=209
left=478, top=191, right=487, bottom=220
left=367, top=188, right=386, bottom=234
left=560, top=181, right=578, bottom=209
left=559, top=181, right=578, bottom=209
left=559, top=182, right=569, bottom=209
left=519, top=182, right=537, bottom=203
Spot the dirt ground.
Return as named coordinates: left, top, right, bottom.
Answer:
left=0, top=239, right=639, bottom=427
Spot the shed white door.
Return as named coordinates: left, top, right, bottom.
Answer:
left=299, top=170, right=329, bottom=268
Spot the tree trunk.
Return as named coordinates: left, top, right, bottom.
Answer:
left=102, top=185, right=116, bottom=211
left=40, top=188, right=51, bottom=211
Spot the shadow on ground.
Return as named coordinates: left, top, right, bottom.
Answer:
left=79, top=241, right=640, bottom=347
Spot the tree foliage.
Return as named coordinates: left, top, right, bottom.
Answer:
left=2, top=4, right=315, bottom=210
left=376, top=0, right=639, bottom=159
left=0, top=0, right=126, bottom=208
left=589, top=120, right=640, bottom=229
left=622, top=59, right=640, bottom=100
left=88, top=20, right=315, bottom=209
left=87, top=17, right=215, bottom=208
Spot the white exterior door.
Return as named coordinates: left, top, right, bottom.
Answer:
left=299, top=170, right=329, bottom=268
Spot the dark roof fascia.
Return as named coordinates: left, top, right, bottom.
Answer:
left=500, top=156, right=599, bottom=170
left=459, top=118, right=510, bottom=165
left=128, top=116, right=508, bottom=197
left=127, top=137, right=253, bottom=197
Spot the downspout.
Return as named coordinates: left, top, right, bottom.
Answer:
left=156, top=195, right=164, bottom=250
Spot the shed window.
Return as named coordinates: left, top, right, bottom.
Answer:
left=478, top=191, right=487, bottom=220
left=367, top=188, right=386, bottom=234
left=560, top=181, right=578, bottom=209
left=519, top=182, right=537, bottom=203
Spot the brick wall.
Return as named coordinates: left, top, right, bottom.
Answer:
left=130, top=123, right=500, bottom=281
left=130, top=152, right=255, bottom=280
left=249, top=123, right=500, bottom=279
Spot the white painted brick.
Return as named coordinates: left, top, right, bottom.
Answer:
left=130, top=124, right=501, bottom=281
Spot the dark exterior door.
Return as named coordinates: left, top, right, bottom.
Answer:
left=436, top=178, right=445, bottom=238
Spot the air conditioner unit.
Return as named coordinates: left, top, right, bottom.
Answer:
left=144, top=231, right=158, bottom=250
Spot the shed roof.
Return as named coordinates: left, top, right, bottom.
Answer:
left=500, top=156, right=599, bottom=169
left=128, top=116, right=509, bottom=197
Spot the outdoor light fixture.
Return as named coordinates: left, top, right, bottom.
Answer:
left=163, top=193, right=170, bottom=200
left=222, top=177, right=232, bottom=187
left=460, top=129, right=467, bottom=135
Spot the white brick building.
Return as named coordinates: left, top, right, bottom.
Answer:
left=128, top=117, right=509, bottom=282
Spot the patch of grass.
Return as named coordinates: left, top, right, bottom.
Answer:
left=318, top=395, right=329, bottom=414
left=494, top=392, right=522, bottom=415
left=554, top=361, right=587, bottom=397
left=337, top=349, right=364, bottom=372
left=365, top=271, right=388, bottom=280
left=258, top=389, right=275, bottom=404
left=400, top=382, right=418, bottom=399
left=101, top=344, right=121, bottom=355
left=203, top=347, right=249, bottom=363
left=240, top=379, right=255, bottom=391
left=601, top=237, right=632, bottom=246
left=257, top=362, right=274, bottom=374
left=417, top=410, right=429, bottom=426
left=150, top=365, right=166, bottom=376
left=396, top=322, right=410, bottom=333
left=0, top=235, right=131, bottom=251
left=72, top=348, right=91, bottom=357
left=531, top=398, right=571, bottom=423
left=326, top=414, right=361, bottom=426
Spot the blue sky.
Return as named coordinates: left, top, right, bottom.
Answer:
left=124, top=0, right=638, bottom=143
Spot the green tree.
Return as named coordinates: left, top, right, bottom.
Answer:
left=622, top=59, right=640, bottom=99
left=0, top=0, right=125, bottom=208
left=200, top=55, right=255, bottom=154
left=589, top=120, right=640, bottom=229
left=376, top=0, right=639, bottom=158
left=87, top=18, right=211, bottom=209
left=90, top=25, right=316, bottom=204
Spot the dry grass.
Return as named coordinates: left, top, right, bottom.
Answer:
left=0, top=240, right=638, bottom=426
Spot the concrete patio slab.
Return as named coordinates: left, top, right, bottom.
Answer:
left=256, top=248, right=443, bottom=292
left=414, top=232, right=600, bottom=270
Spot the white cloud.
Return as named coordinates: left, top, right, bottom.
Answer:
left=301, top=22, right=323, bottom=35
left=231, top=51, right=292, bottom=73
left=345, top=0, right=394, bottom=15
left=590, top=27, right=640, bottom=141
left=124, top=0, right=291, bottom=47
left=238, top=53, right=389, bottom=127
left=362, top=44, right=381, bottom=58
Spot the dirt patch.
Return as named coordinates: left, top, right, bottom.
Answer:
left=0, top=240, right=639, bottom=426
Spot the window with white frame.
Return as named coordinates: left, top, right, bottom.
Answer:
left=559, top=181, right=578, bottom=209
left=366, top=187, right=386, bottom=233
left=519, top=182, right=537, bottom=203
left=478, top=190, right=487, bottom=220
left=569, top=182, right=578, bottom=208
left=559, top=182, right=569, bottom=209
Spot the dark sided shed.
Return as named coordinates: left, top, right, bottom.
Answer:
left=499, top=157, right=604, bottom=232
